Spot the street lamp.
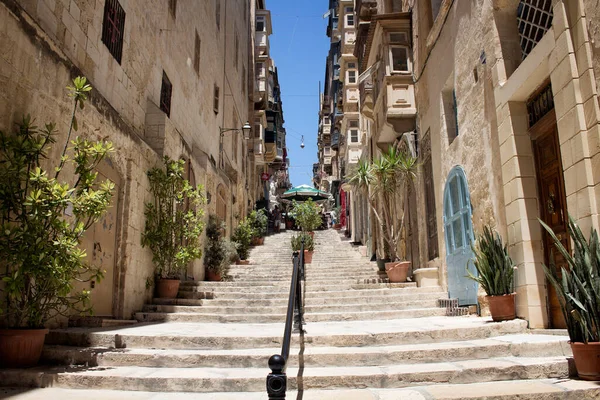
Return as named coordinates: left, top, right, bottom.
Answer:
left=220, top=121, right=251, bottom=140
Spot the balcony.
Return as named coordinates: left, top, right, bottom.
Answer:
left=255, top=32, right=270, bottom=54
left=322, top=124, right=331, bottom=135
left=324, top=156, right=332, bottom=165
left=253, top=140, right=265, bottom=165
left=331, top=131, right=340, bottom=150
left=275, top=147, right=283, bottom=161
left=356, top=0, right=377, bottom=18
left=359, top=75, right=374, bottom=118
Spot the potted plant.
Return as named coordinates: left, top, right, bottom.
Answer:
left=141, top=157, right=205, bottom=298
left=0, top=77, right=114, bottom=367
left=541, top=216, right=600, bottom=380
left=248, top=209, right=268, bottom=246
left=332, top=206, right=342, bottom=230
left=466, top=226, right=515, bottom=322
left=204, top=215, right=227, bottom=281
left=347, top=146, right=417, bottom=282
left=232, top=219, right=253, bottom=265
left=291, top=199, right=322, bottom=238
left=291, top=232, right=315, bottom=264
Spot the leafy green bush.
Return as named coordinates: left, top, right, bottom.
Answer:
left=542, top=216, right=600, bottom=343
left=0, top=77, right=114, bottom=328
left=291, top=199, right=321, bottom=232
left=291, top=232, right=314, bottom=252
left=204, top=215, right=226, bottom=275
left=466, top=226, right=514, bottom=296
left=248, top=209, right=268, bottom=238
left=141, top=157, right=205, bottom=279
left=232, top=219, right=253, bottom=260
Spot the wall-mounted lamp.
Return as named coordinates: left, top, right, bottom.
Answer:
left=220, top=121, right=251, bottom=140
left=300, top=135, right=305, bottom=149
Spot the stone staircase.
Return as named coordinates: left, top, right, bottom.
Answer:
left=0, top=229, right=598, bottom=399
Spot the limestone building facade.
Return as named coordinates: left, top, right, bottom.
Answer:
left=0, top=0, right=287, bottom=322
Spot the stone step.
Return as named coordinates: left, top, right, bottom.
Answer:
left=180, top=282, right=418, bottom=292
left=134, top=307, right=446, bottom=323
left=142, top=298, right=440, bottom=314
left=41, top=335, right=570, bottom=369
left=226, top=270, right=386, bottom=280
left=197, top=287, right=445, bottom=300
left=46, top=317, right=528, bottom=350
left=4, top=379, right=597, bottom=400
left=0, top=356, right=570, bottom=392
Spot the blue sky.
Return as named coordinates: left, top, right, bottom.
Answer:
left=267, top=1, right=330, bottom=187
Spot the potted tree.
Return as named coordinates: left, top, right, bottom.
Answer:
left=204, top=215, right=227, bottom=281
left=291, top=232, right=315, bottom=264
left=466, top=226, right=516, bottom=321
left=292, top=199, right=322, bottom=238
left=0, top=77, right=114, bottom=367
left=232, top=219, right=253, bottom=265
left=249, top=209, right=268, bottom=246
left=141, top=157, right=205, bottom=298
left=541, top=216, right=600, bottom=380
left=347, top=146, right=417, bottom=282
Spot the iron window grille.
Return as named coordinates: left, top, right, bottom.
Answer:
left=517, top=0, right=553, bottom=60
left=160, top=72, right=172, bottom=117
left=526, top=83, right=554, bottom=127
left=101, top=0, right=126, bottom=64
left=213, top=84, right=220, bottom=114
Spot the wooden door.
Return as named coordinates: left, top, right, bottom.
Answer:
left=532, top=114, right=569, bottom=328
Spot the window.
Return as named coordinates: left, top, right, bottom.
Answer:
left=256, top=16, right=265, bottom=32
left=256, top=62, right=265, bottom=78
left=348, top=120, right=359, bottom=143
left=194, top=31, right=200, bottom=75
left=160, top=71, right=172, bottom=117
left=442, top=87, right=459, bottom=142
left=390, top=32, right=408, bottom=44
left=168, top=0, right=176, bottom=17
left=215, top=0, right=221, bottom=30
left=213, top=84, right=220, bottom=114
left=323, top=117, right=330, bottom=125
left=345, top=7, right=354, bottom=27
left=324, top=147, right=331, bottom=156
left=390, top=46, right=410, bottom=72
left=517, top=0, right=553, bottom=59
left=101, top=0, right=126, bottom=64
left=254, top=118, right=262, bottom=139
left=347, top=70, right=357, bottom=84
left=347, top=62, right=356, bottom=69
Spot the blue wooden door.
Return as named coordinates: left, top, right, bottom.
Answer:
left=443, top=167, right=478, bottom=305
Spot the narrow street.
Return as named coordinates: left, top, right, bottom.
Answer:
left=1, top=230, right=595, bottom=399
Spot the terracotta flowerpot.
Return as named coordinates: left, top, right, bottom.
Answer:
left=156, top=279, right=180, bottom=299
left=571, top=342, right=600, bottom=380
left=236, top=259, right=250, bottom=265
left=252, top=237, right=264, bottom=246
left=206, top=269, right=222, bottom=282
left=487, top=293, right=516, bottom=322
left=0, top=328, right=49, bottom=368
left=333, top=224, right=341, bottom=230
left=303, top=250, right=314, bottom=264
left=385, top=261, right=411, bottom=282
left=307, top=231, right=315, bottom=239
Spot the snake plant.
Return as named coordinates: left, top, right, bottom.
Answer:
left=467, top=226, right=515, bottom=296
left=541, top=216, right=600, bottom=343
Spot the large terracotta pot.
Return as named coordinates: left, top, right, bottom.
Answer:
left=236, top=259, right=250, bottom=265
left=333, top=224, right=342, bottom=230
left=487, top=293, right=516, bottom=322
left=571, top=342, right=600, bottom=380
left=304, top=250, right=314, bottom=264
left=156, top=279, right=180, bottom=299
left=252, top=237, right=264, bottom=246
left=385, top=261, right=411, bottom=282
left=0, top=328, right=49, bottom=368
left=206, top=269, right=222, bottom=282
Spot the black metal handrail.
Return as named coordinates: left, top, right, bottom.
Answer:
left=266, top=240, right=305, bottom=399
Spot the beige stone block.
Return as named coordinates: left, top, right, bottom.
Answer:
left=552, top=0, right=568, bottom=39
left=576, top=186, right=595, bottom=218
left=587, top=125, right=600, bottom=159
left=571, top=16, right=590, bottom=50
left=516, top=284, right=546, bottom=307
left=566, top=191, right=579, bottom=219
left=549, top=30, right=574, bottom=71
left=570, top=133, right=591, bottom=161
left=515, top=303, right=529, bottom=320
left=583, top=96, right=600, bottom=129
left=503, top=179, right=515, bottom=206
left=69, top=0, right=80, bottom=22
left=36, top=0, right=58, bottom=38
left=594, top=154, right=600, bottom=187
left=515, top=261, right=546, bottom=289
left=560, top=138, right=574, bottom=169
left=577, top=69, right=597, bottom=104
left=551, top=54, right=578, bottom=94
left=514, top=215, right=542, bottom=242
left=557, top=104, right=585, bottom=145
left=565, top=0, right=585, bottom=26
left=527, top=305, right=549, bottom=329
left=575, top=158, right=595, bottom=192
left=575, top=42, right=594, bottom=78
left=563, top=163, right=577, bottom=196
left=553, top=82, right=579, bottom=120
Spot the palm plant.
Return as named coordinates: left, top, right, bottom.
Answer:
left=347, top=146, right=417, bottom=261
left=541, top=216, right=600, bottom=343
left=467, top=226, right=514, bottom=296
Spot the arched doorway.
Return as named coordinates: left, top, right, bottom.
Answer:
left=443, top=166, right=477, bottom=305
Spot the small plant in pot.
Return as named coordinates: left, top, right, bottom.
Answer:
left=141, top=157, right=205, bottom=298
left=466, top=226, right=516, bottom=322
left=291, top=232, right=315, bottom=264
left=291, top=199, right=321, bottom=237
left=347, top=147, right=417, bottom=282
left=248, top=209, right=268, bottom=246
left=232, top=219, right=253, bottom=265
left=541, top=216, right=600, bottom=381
left=0, top=77, right=114, bottom=367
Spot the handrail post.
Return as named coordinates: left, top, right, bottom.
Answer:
left=266, top=354, right=286, bottom=399
left=293, top=240, right=305, bottom=333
